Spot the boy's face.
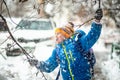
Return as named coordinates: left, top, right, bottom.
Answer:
left=55, top=32, right=65, bottom=44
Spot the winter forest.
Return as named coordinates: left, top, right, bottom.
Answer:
left=0, top=0, right=120, bottom=80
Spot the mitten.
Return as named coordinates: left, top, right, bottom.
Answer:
left=28, top=58, right=38, bottom=66
left=94, top=8, right=103, bottom=20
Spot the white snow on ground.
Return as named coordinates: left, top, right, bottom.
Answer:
left=101, top=59, right=120, bottom=80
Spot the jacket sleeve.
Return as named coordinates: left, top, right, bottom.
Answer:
left=36, top=48, right=59, bottom=73
left=78, top=22, right=102, bottom=51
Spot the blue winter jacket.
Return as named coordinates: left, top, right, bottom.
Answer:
left=37, top=22, right=102, bottom=80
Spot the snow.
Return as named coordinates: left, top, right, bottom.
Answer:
left=1, top=0, right=120, bottom=79
left=0, top=45, right=60, bottom=80
left=0, top=21, right=120, bottom=80
left=101, top=59, right=120, bottom=80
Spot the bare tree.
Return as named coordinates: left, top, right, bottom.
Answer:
left=0, top=0, right=120, bottom=27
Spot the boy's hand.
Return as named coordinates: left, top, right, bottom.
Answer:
left=95, top=8, right=103, bottom=20
left=28, top=59, right=38, bottom=66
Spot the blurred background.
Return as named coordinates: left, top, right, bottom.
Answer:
left=0, top=0, right=120, bottom=80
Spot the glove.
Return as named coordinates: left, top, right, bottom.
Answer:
left=28, top=59, right=38, bottom=66
left=94, top=8, right=103, bottom=20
